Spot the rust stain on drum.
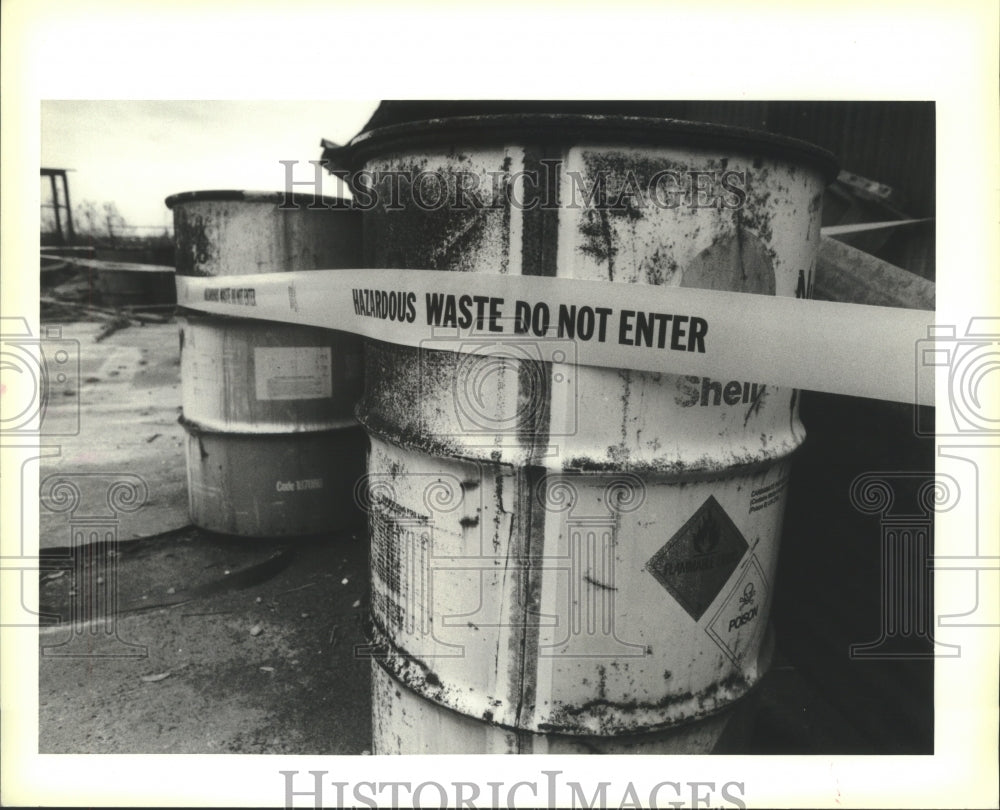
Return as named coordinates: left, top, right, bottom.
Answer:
left=363, top=154, right=513, bottom=274
left=539, top=671, right=751, bottom=736
left=345, top=115, right=834, bottom=752
left=368, top=630, right=453, bottom=705
left=502, top=467, right=547, bottom=730
left=562, top=448, right=791, bottom=479
left=169, top=191, right=364, bottom=536
left=171, top=208, right=214, bottom=276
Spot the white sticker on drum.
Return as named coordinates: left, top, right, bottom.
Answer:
left=253, top=346, right=333, bottom=400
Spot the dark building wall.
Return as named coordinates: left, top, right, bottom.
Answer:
left=359, top=100, right=935, bottom=217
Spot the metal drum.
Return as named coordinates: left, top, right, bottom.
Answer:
left=329, top=116, right=836, bottom=752
left=167, top=190, right=365, bottom=536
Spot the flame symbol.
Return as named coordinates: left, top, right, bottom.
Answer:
left=691, top=516, right=716, bottom=555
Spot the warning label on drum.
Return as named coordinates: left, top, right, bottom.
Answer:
left=370, top=495, right=431, bottom=636
left=253, top=346, right=333, bottom=400
left=645, top=495, right=749, bottom=621
left=705, top=556, right=770, bottom=665
left=748, top=475, right=789, bottom=514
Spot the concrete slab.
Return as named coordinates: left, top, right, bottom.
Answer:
left=39, top=527, right=372, bottom=754
left=39, top=321, right=189, bottom=546
left=37, top=316, right=374, bottom=755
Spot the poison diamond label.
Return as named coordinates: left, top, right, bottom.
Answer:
left=706, top=556, right=770, bottom=665
left=645, top=495, right=748, bottom=621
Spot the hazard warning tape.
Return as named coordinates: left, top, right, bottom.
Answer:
left=175, top=269, right=934, bottom=406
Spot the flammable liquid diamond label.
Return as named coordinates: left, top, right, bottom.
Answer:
left=645, top=495, right=749, bottom=621
left=705, top=555, right=770, bottom=665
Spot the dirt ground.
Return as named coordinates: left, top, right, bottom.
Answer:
left=34, top=312, right=922, bottom=757
left=36, top=317, right=374, bottom=755
left=39, top=526, right=372, bottom=754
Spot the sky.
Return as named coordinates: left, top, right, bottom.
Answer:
left=40, top=100, right=380, bottom=232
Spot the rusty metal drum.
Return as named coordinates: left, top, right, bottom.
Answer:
left=167, top=190, right=365, bottom=536
left=330, top=116, right=836, bottom=752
